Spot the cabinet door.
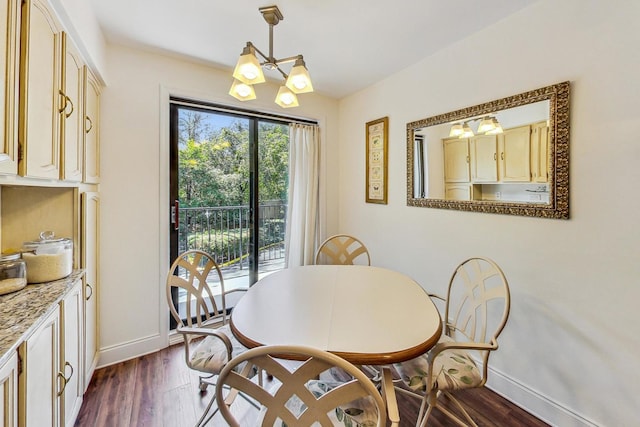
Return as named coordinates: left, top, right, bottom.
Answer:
left=0, top=0, right=20, bottom=175
left=498, top=125, right=531, bottom=182
left=18, top=0, right=62, bottom=179
left=443, top=138, right=470, bottom=183
left=60, top=32, right=84, bottom=182
left=470, top=134, right=498, bottom=182
left=445, top=183, right=472, bottom=201
left=18, top=308, right=60, bottom=427
left=60, top=280, right=83, bottom=427
left=0, top=352, right=18, bottom=426
left=83, top=68, right=100, bottom=183
left=81, top=192, right=99, bottom=390
left=531, top=121, right=549, bottom=183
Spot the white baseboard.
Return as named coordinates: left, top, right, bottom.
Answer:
left=97, top=333, right=168, bottom=368
left=486, top=365, right=600, bottom=427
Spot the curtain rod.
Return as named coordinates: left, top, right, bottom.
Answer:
left=170, top=97, right=318, bottom=126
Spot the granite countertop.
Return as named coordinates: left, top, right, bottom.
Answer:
left=0, top=270, right=84, bottom=367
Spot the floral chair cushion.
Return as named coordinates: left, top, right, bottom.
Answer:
left=189, top=323, right=247, bottom=373
left=394, top=335, right=481, bottom=393
left=257, top=379, right=380, bottom=427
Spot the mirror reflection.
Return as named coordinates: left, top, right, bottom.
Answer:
left=413, top=100, right=550, bottom=203
left=407, top=82, right=570, bottom=219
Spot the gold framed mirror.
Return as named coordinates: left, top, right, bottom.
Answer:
left=407, top=81, right=570, bottom=219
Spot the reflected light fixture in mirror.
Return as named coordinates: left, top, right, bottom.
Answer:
left=406, top=81, right=570, bottom=219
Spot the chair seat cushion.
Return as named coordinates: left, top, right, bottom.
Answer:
left=189, top=323, right=247, bottom=374
left=256, top=379, right=379, bottom=426
left=394, top=335, right=482, bottom=392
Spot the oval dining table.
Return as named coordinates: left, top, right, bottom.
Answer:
left=229, top=264, right=442, bottom=365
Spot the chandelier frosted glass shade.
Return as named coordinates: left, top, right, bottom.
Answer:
left=232, top=47, right=266, bottom=85
left=449, top=123, right=464, bottom=137
left=274, top=86, right=299, bottom=108
left=229, top=79, right=257, bottom=101
left=285, top=58, right=313, bottom=94
left=477, top=116, right=496, bottom=133
left=460, top=122, right=474, bottom=138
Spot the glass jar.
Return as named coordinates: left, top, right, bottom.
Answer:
left=22, top=231, right=73, bottom=283
left=0, top=253, right=27, bottom=295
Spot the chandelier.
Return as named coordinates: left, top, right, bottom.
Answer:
left=229, top=5, right=313, bottom=108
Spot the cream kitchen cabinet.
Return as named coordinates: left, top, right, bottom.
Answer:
left=0, top=351, right=18, bottom=426
left=60, top=33, right=84, bottom=183
left=17, top=278, right=84, bottom=427
left=18, top=306, right=60, bottom=426
left=59, top=280, right=83, bottom=427
left=530, top=121, right=549, bottom=183
left=468, top=125, right=532, bottom=183
left=18, top=0, right=63, bottom=179
left=443, top=137, right=470, bottom=183
left=81, top=192, right=99, bottom=390
left=0, top=0, right=20, bottom=176
left=445, top=183, right=473, bottom=201
left=470, top=134, right=498, bottom=182
left=497, top=125, right=531, bottom=182
left=83, top=68, right=100, bottom=184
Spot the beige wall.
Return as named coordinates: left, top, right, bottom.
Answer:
left=97, top=44, right=340, bottom=363
left=337, top=0, right=639, bottom=425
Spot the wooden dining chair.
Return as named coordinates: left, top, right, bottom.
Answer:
left=393, top=257, right=511, bottom=427
left=215, top=345, right=399, bottom=427
left=314, top=234, right=371, bottom=266
left=165, top=249, right=249, bottom=426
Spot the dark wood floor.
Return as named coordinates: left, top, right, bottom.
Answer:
left=75, top=344, right=549, bottom=426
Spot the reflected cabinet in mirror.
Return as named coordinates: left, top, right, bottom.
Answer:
left=407, top=81, right=570, bottom=219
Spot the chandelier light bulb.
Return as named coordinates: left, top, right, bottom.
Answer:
left=235, top=83, right=252, bottom=97
left=292, top=76, right=308, bottom=90
left=240, top=66, right=259, bottom=81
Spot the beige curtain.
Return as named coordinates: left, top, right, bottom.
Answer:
left=284, top=123, right=319, bottom=267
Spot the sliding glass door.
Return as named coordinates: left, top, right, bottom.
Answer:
left=169, top=99, right=290, bottom=325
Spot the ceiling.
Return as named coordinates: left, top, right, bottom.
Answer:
left=88, top=0, right=538, bottom=99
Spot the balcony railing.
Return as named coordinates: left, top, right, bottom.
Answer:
left=178, top=201, right=286, bottom=279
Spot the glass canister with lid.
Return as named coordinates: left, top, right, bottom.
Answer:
left=22, top=231, right=73, bottom=283
left=0, top=253, right=27, bottom=295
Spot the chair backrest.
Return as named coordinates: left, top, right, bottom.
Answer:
left=165, top=250, right=227, bottom=331
left=314, top=234, right=371, bottom=266
left=444, top=257, right=510, bottom=355
left=216, top=345, right=386, bottom=427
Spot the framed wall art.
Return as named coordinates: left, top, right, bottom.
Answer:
left=365, top=116, right=388, bottom=204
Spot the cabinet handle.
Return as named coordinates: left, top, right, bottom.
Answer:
left=465, top=155, right=469, bottom=163
left=56, top=371, right=67, bottom=397
left=56, top=362, right=73, bottom=396
left=64, top=361, right=74, bottom=382
left=86, top=283, right=93, bottom=300
left=494, top=153, right=497, bottom=160
left=501, top=152, right=504, bottom=160
left=85, top=116, right=93, bottom=133
left=64, top=95, right=74, bottom=118
left=58, top=90, right=68, bottom=113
